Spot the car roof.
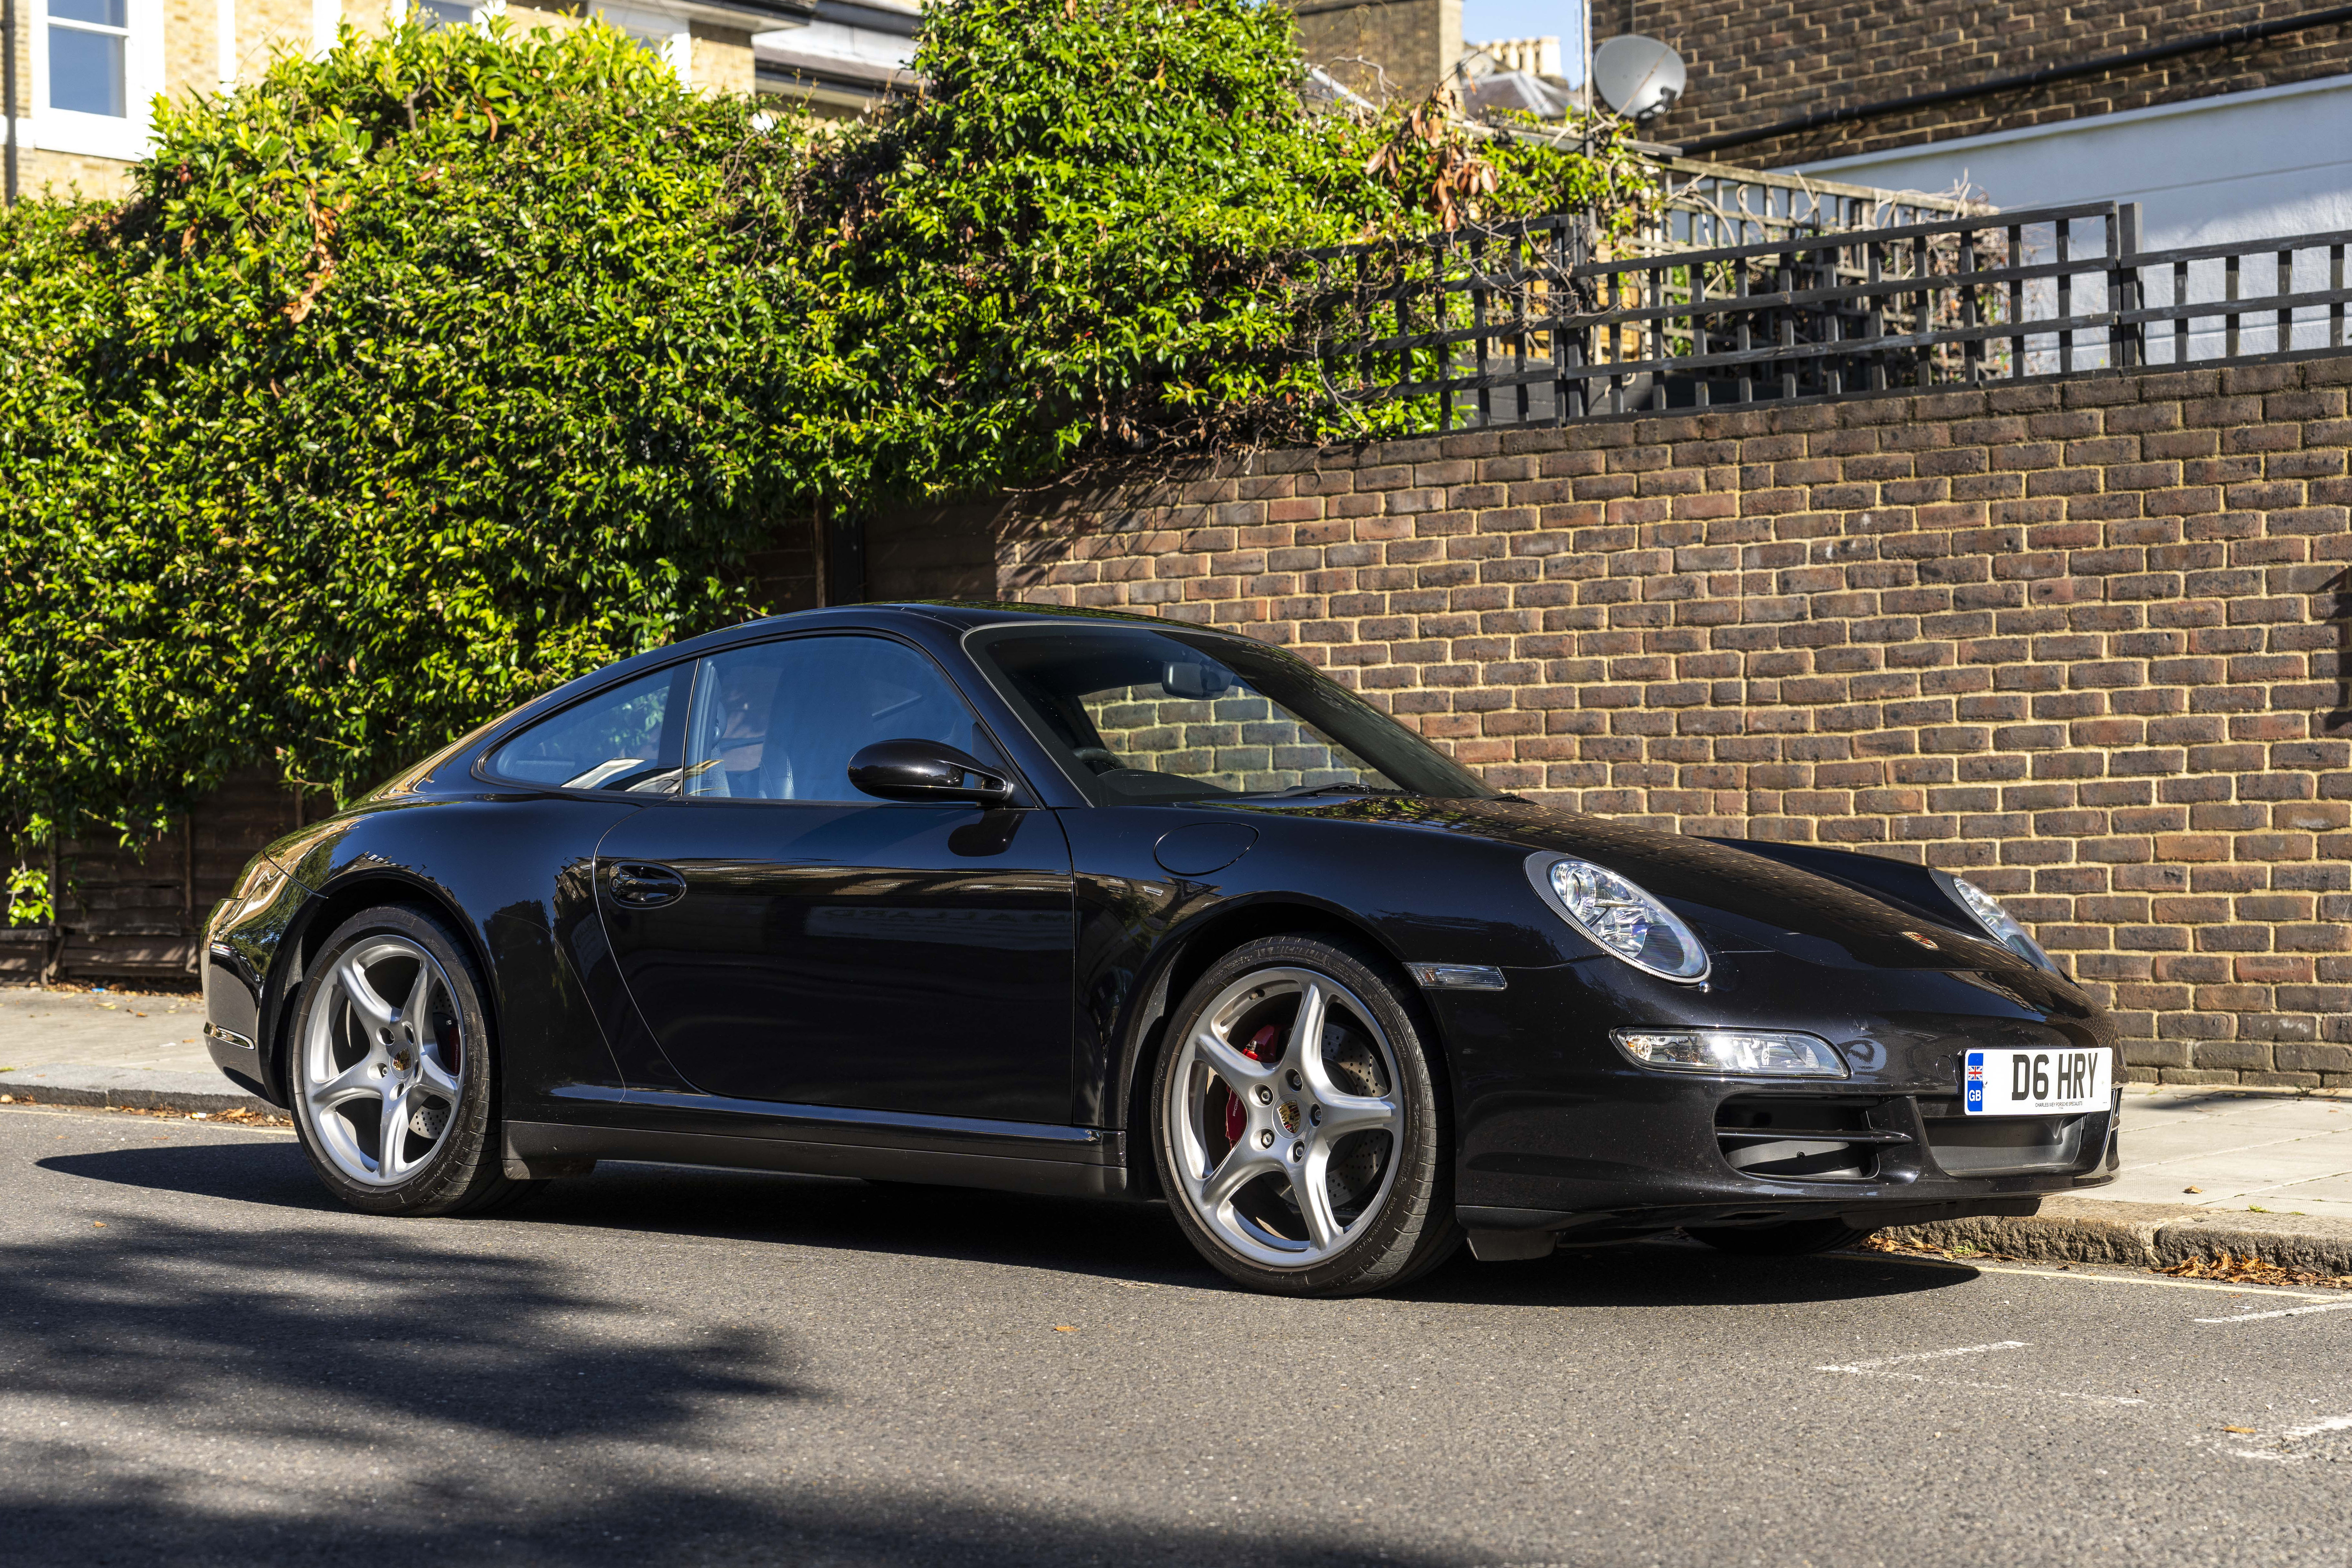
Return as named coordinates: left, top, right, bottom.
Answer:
left=732, top=600, right=1229, bottom=636
left=488, top=600, right=1229, bottom=743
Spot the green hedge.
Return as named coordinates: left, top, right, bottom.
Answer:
left=0, top=0, right=1640, bottom=846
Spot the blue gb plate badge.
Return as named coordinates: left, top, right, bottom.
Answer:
left=1965, top=1050, right=1986, bottom=1113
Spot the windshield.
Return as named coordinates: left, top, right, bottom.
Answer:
left=968, top=624, right=1494, bottom=805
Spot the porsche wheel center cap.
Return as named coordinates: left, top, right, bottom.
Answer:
left=1277, top=1101, right=1302, bottom=1136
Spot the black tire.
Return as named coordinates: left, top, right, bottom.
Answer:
left=1686, top=1218, right=1876, bottom=1256
left=1150, top=934, right=1460, bottom=1297
left=286, top=904, right=538, bottom=1218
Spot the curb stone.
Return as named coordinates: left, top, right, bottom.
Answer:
left=1886, top=1196, right=2352, bottom=1277
left=0, top=1066, right=279, bottom=1119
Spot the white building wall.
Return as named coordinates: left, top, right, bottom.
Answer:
left=1797, top=73, right=2352, bottom=251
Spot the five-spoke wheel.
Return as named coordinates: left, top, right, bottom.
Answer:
left=288, top=905, right=531, bottom=1216
left=299, top=934, right=466, bottom=1186
left=1153, top=935, right=1460, bottom=1296
left=1166, top=966, right=1403, bottom=1266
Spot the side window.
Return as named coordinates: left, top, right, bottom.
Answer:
left=681, top=636, right=992, bottom=803
left=486, top=666, right=689, bottom=793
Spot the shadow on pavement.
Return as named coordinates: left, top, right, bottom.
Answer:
left=1, top=1490, right=1450, bottom=1568
left=13, top=1147, right=1450, bottom=1568
left=46, top=1138, right=1979, bottom=1311
left=11, top=1136, right=1973, bottom=1565
left=1, top=1203, right=797, bottom=1442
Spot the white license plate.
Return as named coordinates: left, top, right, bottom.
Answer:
left=1963, top=1047, right=2109, bottom=1116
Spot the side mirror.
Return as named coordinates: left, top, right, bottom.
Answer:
left=847, top=740, right=1016, bottom=806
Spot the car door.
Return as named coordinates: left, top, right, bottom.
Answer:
left=593, top=632, right=1078, bottom=1125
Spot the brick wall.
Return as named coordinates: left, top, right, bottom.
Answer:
left=868, top=354, right=2352, bottom=1089
left=1286, top=0, right=1463, bottom=104
left=1631, top=0, right=2352, bottom=166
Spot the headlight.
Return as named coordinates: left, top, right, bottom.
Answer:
left=1612, top=1029, right=1849, bottom=1077
left=1933, top=871, right=2059, bottom=972
left=1526, top=854, right=1709, bottom=982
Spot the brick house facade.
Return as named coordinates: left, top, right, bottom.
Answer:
left=1625, top=0, right=2352, bottom=166
left=3, top=0, right=788, bottom=203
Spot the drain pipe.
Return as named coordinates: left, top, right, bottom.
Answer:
left=5, top=0, right=18, bottom=206
left=1682, top=3, right=2352, bottom=159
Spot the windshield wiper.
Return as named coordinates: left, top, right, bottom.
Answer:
left=1244, top=782, right=1407, bottom=800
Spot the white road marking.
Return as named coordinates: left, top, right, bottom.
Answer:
left=2211, top=1412, right=2352, bottom=1464
left=1820, top=1369, right=2147, bottom=1406
left=2194, top=1300, right=2352, bottom=1324
left=1817, top=1341, right=2147, bottom=1405
left=1818, top=1341, right=2028, bottom=1373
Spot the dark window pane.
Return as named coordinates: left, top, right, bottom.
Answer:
left=683, top=637, right=986, bottom=803
left=49, top=25, right=125, bottom=118
left=486, top=667, right=689, bottom=793
left=49, top=0, right=127, bottom=28
left=417, top=0, right=475, bottom=28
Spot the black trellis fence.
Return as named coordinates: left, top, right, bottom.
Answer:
left=1297, top=201, right=2352, bottom=432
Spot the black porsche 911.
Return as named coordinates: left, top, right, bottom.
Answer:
left=203, top=601, right=2118, bottom=1296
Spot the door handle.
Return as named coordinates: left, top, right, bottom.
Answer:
left=609, top=863, right=687, bottom=908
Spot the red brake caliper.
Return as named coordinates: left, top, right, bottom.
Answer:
left=1222, top=1025, right=1282, bottom=1144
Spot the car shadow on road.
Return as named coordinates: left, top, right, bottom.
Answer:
left=19, top=1144, right=1450, bottom=1568
left=44, top=1138, right=1981, bottom=1313
left=4, top=1489, right=1448, bottom=1568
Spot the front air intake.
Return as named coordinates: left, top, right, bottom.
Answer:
left=1715, top=1097, right=1914, bottom=1181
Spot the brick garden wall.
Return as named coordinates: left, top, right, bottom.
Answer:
left=869, top=355, right=2352, bottom=1089
left=1631, top=0, right=2352, bottom=166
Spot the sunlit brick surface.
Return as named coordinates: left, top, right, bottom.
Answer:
left=1640, top=0, right=2352, bottom=165
left=873, top=357, right=2352, bottom=1086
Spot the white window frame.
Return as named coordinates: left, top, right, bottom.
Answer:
left=30, top=0, right=163, bottom=162
left=592, top=4, right=691, bottom=84
left=387, top=0, right=510, bottom=32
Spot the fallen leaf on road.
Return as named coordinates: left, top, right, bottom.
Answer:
left=92, top=1221, right=105, bottom=1228
left=1053, top=1325, right=1076, bottom=1333
left=2164, top=1250, right=2352, bottom=1289
left=2222, top=1426, right=2256, bottom=1434
left=2184, top=1186, right=2202, bottom=1193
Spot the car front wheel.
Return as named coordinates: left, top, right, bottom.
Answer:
left=1152, top=934, right=1460, bottom=1297
left=288, top=904, right=535, bottom=1217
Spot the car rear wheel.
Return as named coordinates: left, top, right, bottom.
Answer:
left=1151, top=935, right=1460, bottom=1297
left=288, top=904, right=535, bottom=1217
left=1686, top=1218, right=1875, bottom=1256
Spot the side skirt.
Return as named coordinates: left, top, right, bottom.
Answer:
left=503, top=1117, right=1134, bottom=1200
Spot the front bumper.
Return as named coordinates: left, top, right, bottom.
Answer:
left=1427, top=954, right=2120, bottom=1240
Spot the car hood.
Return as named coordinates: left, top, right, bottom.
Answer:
left=1243, top=795, right=2090, bottom=1006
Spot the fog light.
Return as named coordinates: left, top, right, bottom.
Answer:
left=1612, top=1029, right=1848, bottom=1077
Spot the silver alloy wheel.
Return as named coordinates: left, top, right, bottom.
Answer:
left=1164, top=967, right=1404, bottom=1269
left=298, top=935, right=465, bottom=1187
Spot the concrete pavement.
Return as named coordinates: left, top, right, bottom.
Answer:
left=2103, top=1089, right=2352, bottom=1220
left=0, top=983, right=273, bottom=1115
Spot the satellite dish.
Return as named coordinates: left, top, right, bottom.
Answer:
left=1592, top=34, right=1685, bottom=122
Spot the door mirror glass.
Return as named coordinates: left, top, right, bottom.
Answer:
left=485, top=666, right=689, bottom=792
left=682, top=636, right=1003, bottom=803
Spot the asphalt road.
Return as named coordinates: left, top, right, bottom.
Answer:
left=5, top=1104, right=2350, bottom=1567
